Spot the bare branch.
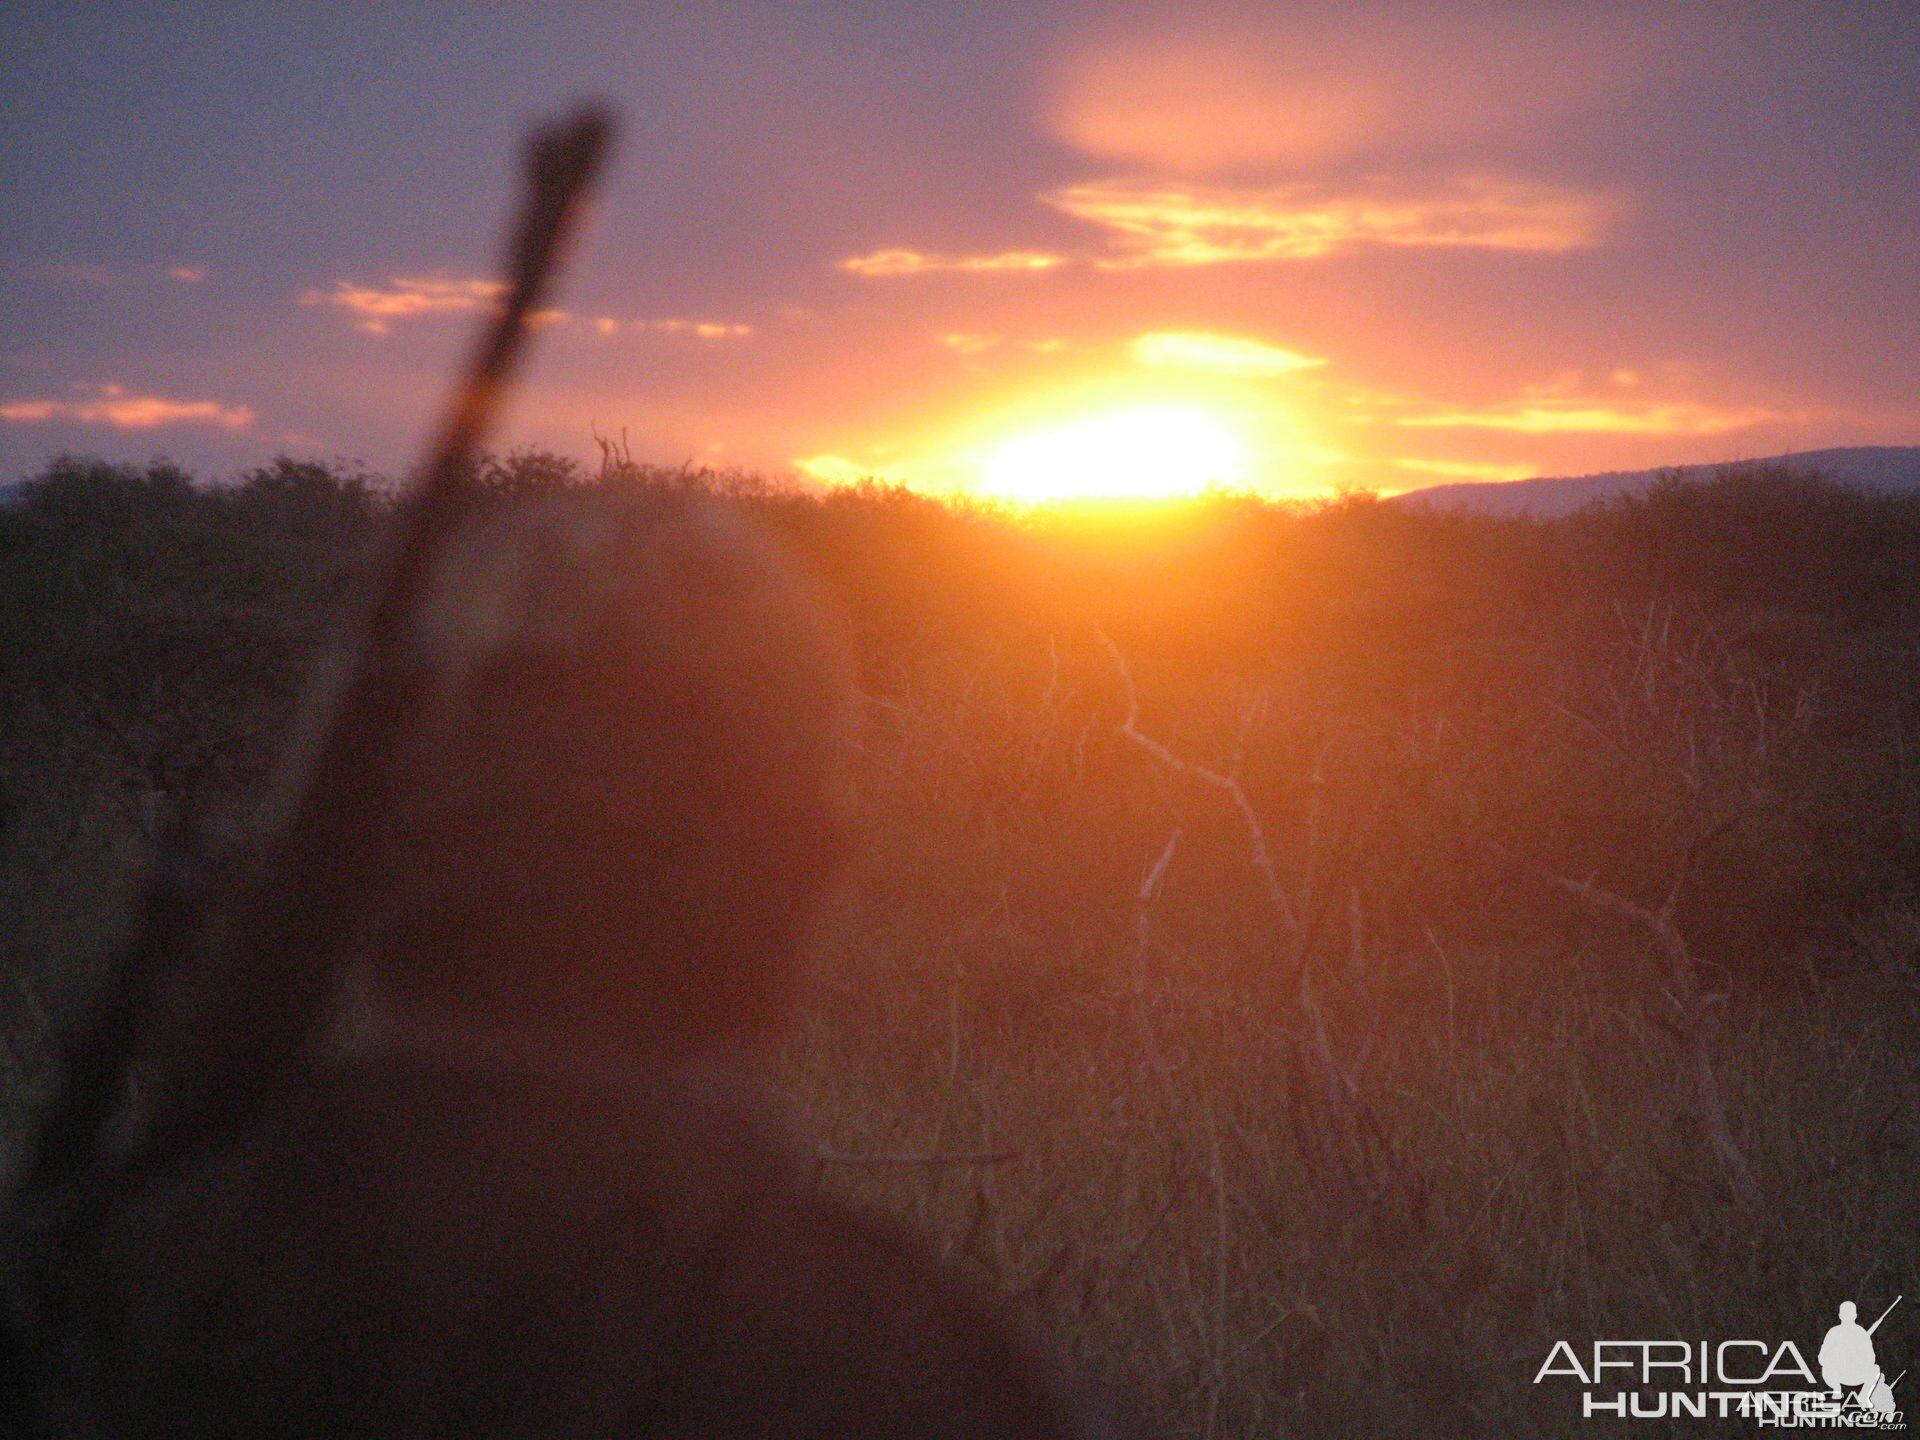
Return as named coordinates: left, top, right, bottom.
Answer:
left=1547, top=870, right=1761, bottom=1213
left=1099, top=632, right=1299, bottom=938
left=1131, top=827, right=1182, bottom=993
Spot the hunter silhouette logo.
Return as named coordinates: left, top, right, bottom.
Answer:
left=1822, top=1298, right=1903, bottom=1419
left=1533, top=1293, right=1906, bottom=1426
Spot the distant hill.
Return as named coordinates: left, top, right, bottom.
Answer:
left=1392, top=446, right=1920, bottom=517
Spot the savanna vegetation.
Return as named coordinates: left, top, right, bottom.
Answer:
left=2, top=451, right=1916, bottom=1437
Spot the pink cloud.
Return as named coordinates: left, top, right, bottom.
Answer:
left=589, top=317, right=755, bottom=339
left=0, top=384, right=254, bottom=431
left=298, top=274, right=507, bottom=334
left=1044, top=175, right=1613, bottom=267
left=838, top=248, right=1068, bottom=277
left=1047, top=13, right=1675, bottom=171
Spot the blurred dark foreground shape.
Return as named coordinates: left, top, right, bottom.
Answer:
left=0, top=100, right=1130, bottom=1438
left=27, top=487, right=1127, bottom=1437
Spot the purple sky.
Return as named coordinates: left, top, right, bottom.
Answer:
left=4, top=2, right=1918, bottom=498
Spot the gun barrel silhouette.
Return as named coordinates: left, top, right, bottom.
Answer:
left=15, top=101, right=616, bottom=1204
left=1869, top=1296, right=1902, bottom=1336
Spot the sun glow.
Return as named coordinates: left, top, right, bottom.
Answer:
left=977, top=405, right=1249, bottom=503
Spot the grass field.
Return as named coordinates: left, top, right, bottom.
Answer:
left=3, top=454, right=1916, bottom=1436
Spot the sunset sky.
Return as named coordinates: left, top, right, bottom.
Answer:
left=4, top=2, right=1918, bottom=500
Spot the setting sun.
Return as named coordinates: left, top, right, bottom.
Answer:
left=977, top=404, right=1248, bottom=503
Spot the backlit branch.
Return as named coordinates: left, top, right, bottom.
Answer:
left=1547, top=870, right=1760, bottom=1212
left=1100, top=632, right=1299, bottom=938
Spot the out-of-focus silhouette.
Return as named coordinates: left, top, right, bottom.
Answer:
left=1, top=102, right=1127, bottom=1438
left=43, top=488, right=1122, bottom=1437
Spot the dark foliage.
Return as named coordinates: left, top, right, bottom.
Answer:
left=2, top=453, right=1918, bottom=1437
left=5, top=455, right=1919, bottom=998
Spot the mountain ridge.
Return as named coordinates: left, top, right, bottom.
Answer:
left=1390, top=445, right=1920, bottom=516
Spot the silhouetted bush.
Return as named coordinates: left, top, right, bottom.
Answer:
left=4, top=451, right=1918, bottom=1437
left=7, top=455, right=1920, bottom=990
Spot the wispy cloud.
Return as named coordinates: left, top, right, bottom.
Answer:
left=942, top=333, right=1000, bottom=356
left=298, top=274, right=506, bottom=334
left=1046, top=16, right=1668, bottom=172
left=167, top=265, right=208, bottom=284
left=1130, top=330, right=1326, bottom=378
left=938, top=333, right=1071, bottom=358
left=843, top=175, right=1604, bottom=281
left=647, top=318, right=753, bottom=338
left=0, top=383, right=253, bottom=430
left=1393, top=401, right=1795, bottom=435
left=839, top=248, right=1068, bottom=278
left=590, top=317, right=754, bottom=339
left=1044, top=176, right=1612, bottom=267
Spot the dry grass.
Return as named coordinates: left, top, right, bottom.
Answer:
left=788, top=653, right=1920, bottom=1439
left=4, top=461, right=1918, bottom=1437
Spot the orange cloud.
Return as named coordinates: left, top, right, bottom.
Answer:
left=167, top=265, right=208, bottom=284
left=1044, top=176, right=1612, bottom=267
left=1047, top=16, right=1670, bottom=171
left=942, top=333, right=1000, bottom=355
left=839, top=248, right=1068, bottom=277
left=1393, top=401, right=1796, bottom=436
left=0, top=384, right=253, bottom=430
left=298, top=274, right=507, bottom=334
left=1130, top=330, right=1326, bottom=378
left=939, top=333, right=1071, bottom=359
left=648, top=318, right=753, bottom=339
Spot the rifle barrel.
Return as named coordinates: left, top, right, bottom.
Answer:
left=57, top=102, right=617, bottom=1182
left=215, top=102, right=618, bottom=1121
left=1868, top=1295, right=1902, bottom=1335
left=368, top=103, right=615, bottom=654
